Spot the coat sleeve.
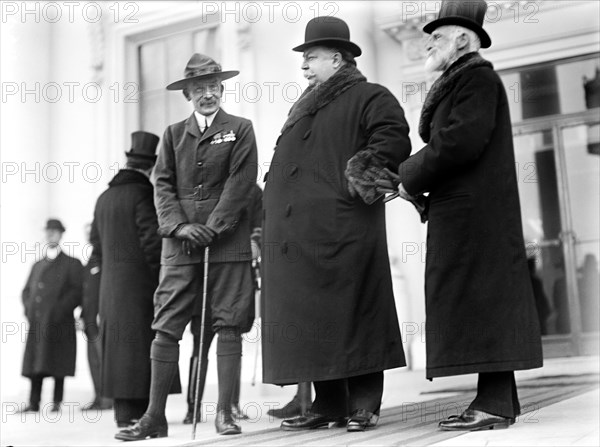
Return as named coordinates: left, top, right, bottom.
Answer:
left=153, top=126, right=189, bottom=237
left=61, top=258, right=83, bottom=314
left=89, top=213, right=102, bottom=267
left=205, top=120, right=258, bottom=236
left=360, top=86, right=412, bottom=169
left=22, top=265, right=34, bottom=319
left=135, top=192, right=162, bottom=278
left=400, top=67, right=499, bottom=195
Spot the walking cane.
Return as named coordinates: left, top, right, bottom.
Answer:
left=192, top=246, right=210, bottom=440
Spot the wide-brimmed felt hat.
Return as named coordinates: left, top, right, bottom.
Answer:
left=166, top=53, right=239, bottom=91
left=45, top=218, right=66, bottom=232
left=293, top=16, right=362, bottom=57
left=423, top=0, right=491, bottom=49
left=125, top=131, right=159, bottom=161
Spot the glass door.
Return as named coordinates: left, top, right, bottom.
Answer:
left=558, top=121, right=600, bottom=354
left=513, top=113, right=600, bottom=357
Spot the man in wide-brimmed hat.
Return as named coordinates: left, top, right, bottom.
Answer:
left=116, top=54, right=257, bottom=441
left=377, top=0, right=543, bottom=431
left=90, top=131, right=175, bottom=428
left=261, top=16, right=410, bottom=432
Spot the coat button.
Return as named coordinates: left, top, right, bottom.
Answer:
left=282, top=242, right=288, bottom=254
left=303, top=129, right=312, bottom=139
left=38, top=282, right=44, bottom=289
left=197, top=161, right=203, bottom=167
left=35, top=296, right=42, bottom=303
left=285, top=204, right=292, bottom=217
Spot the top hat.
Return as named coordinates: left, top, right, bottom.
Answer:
left=45, top=218, right=66, bottom=232
left=125, top=131, right=160, bottom=161
left=423, top=0, right=491, bottom=49
left=166, top=53, right=239, bottom=91
left=292, top=16, right=362, bottom=57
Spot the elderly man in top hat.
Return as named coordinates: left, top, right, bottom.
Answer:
left=261, top=16, right=410, bottom=432
left=21, top=219, right=83, bottom=413
left=90, top=131, right=174, bottom=428
left=116, top=55, right=257, bottom=441
left=377, top=0, right=543, bottom=431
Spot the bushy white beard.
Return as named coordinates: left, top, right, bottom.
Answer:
left=425, top=44, right=458, bottom=74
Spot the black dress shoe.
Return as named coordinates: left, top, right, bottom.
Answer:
left=267, top=395, right=302, bottom=419
left=281, top=412, right=345, bottom=431
left=114, top=414, right=168, bottom=441
left=231, top=403, right=249, bottom=420
left=215, top=409, right=241, bottom=435
left=19, top=404, right=39, bottom=413
left=347, top=409, right=379, bottom=432
left=439, top=409, right=511, bottom=431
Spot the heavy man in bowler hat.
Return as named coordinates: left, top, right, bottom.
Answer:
left=116, top=54, right=258, bottom=440
left=90, top=131, right=172, bottom=428
left=262, top=16, right=410, bottom=432
left=377, top=0, right=543, bottom=430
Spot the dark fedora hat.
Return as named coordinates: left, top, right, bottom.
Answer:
left=293, top=16, right=362, bottom=57
left=125, top=131, right=159, bottom=162
left=166, top=53, right=239, bottom=91
left=423, top=0, right=491, bottom=49
left=45, top=218, right=66, bottom=232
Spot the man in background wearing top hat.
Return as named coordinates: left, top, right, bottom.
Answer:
left=262, top=16, right=410, bottom=432
left=376, top=0, right=543, bottom=430
left=90, top=131, right=179, bottom=428
left=116, top=54, right=257, bottom=440
left=20, top=219, right=83, bottom=413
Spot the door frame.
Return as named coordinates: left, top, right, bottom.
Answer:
left=513, top=108, right=600, bottom=358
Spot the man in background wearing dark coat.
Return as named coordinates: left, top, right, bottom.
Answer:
left=262, top=17, right=410, bottom=432
left=80, top=223, right=113, bottom=411
left=21, top=219, right=83, bottom=412
left=377, top=0, right=543, bottom=431
left=91, top=131, right=174, bottom=428
left=116, top=54, right=257, bottom=441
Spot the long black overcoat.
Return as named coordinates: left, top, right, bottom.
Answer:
left=262, top=80, right=410, bottom=384
left=22, top=252, right=83, bottom=378
left=399, top=59, right=543, bottom=379
left=91, top=169, right=163, bottom=399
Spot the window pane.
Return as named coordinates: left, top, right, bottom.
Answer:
left=166, top=33, right=193, bottom=87
left=140, top=91, right=167, bottom=137
left=557, top=59, right=600, bottom=114
left=139, top=40, right=166, bottom=93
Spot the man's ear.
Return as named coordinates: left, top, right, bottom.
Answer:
left=182, top=88, right=191, bottom=101
left=332, top=51, right=343, bottom=69
left=456, top=32, right=469, bottom=51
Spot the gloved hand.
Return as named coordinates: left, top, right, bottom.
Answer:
left=374, top=167, right=400, bottom=197
left=175, top=223, right=216, bottom=248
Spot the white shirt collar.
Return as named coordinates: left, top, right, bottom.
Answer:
left=194, top=110, right=218, bottom=133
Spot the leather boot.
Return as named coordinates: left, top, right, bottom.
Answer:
left=114, top=413, right=168, bottom=441
left=215, top=408, right=241, bottom=435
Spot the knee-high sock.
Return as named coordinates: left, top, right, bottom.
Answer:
left=146, top=332, right=179, bottom=420
left=216, top=327, right=241, bottom=412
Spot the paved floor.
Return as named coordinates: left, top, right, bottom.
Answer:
left=2, top=346, right=598, bottom=446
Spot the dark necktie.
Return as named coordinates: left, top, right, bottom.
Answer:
left=202, top=117, right=209, bottom=135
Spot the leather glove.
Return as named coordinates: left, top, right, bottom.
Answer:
left=374, top=167, right=400, bottom=197
left=175, top=223, right=216, bottom=248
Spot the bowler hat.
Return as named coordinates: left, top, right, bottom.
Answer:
left=423, top=0, right=491, bottom=49
left=293, top=16, right=362, bottom=57
left=125, top=131, right=159, bottom=161
left=45, top=218, right=66, bottom=232
left=166, top=53, right=239, bottom=91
